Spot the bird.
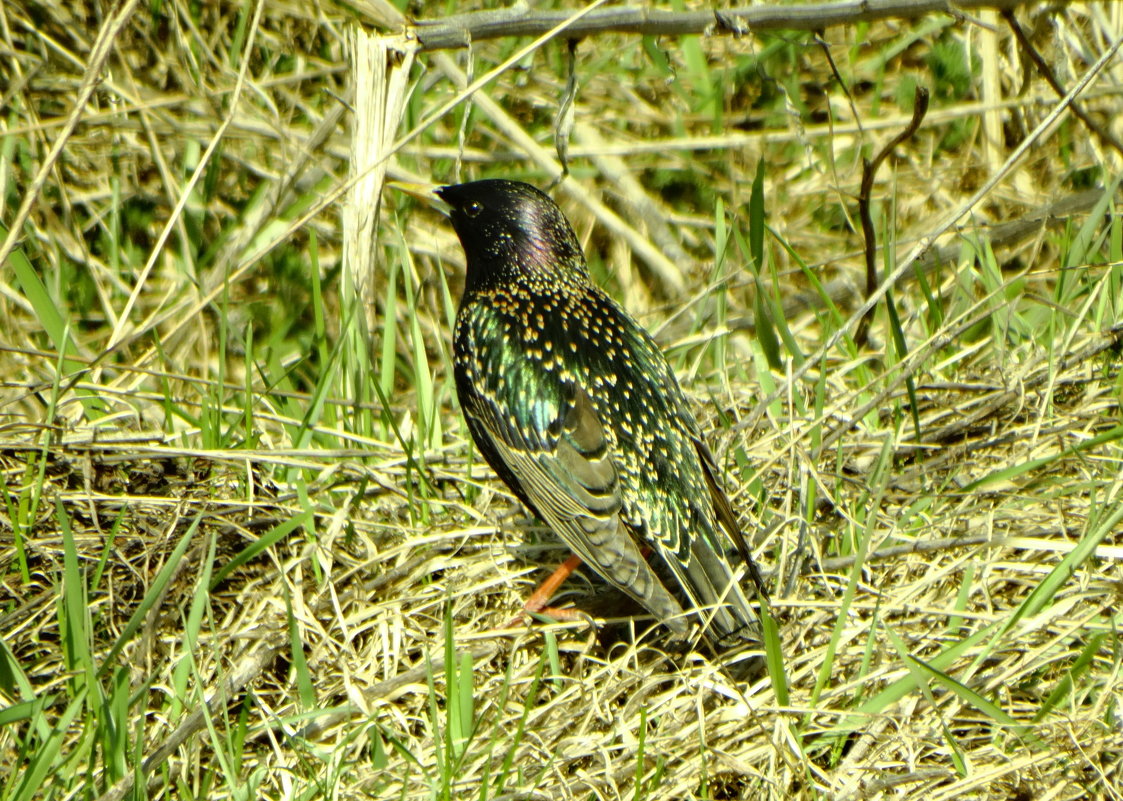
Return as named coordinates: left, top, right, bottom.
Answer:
left=408, top=178, right=767, bottom=653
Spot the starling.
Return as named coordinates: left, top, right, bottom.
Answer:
left=419, top=179, right=766, bottom=651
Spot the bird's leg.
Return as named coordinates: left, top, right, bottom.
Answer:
left=504, top=553, right=585, bottom=628
left=504, top=544, right=658, bottom=629
left=523, top=553, right=583, bottom=614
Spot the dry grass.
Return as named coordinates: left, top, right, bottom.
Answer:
left=2, top=1, right=1123, bottom=800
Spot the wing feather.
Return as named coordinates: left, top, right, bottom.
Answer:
left=463, top=381, right=689, bottom=634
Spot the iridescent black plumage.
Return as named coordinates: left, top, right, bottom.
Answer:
left=436, top=179, right=766, bottom=650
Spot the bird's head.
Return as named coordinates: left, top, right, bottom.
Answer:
left=400, top=179, right=589, bottom=293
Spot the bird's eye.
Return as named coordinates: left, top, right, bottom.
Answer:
left=464, top=201, right=483, bottom=218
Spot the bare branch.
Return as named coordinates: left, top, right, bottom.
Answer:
left=1002, top=8, right=1123, bottom=156
left=410, top=0, right=1036, bottom=51
left=855, top=86, right=930, bottom=348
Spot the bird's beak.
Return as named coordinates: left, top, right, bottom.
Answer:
left=387, top=181, right=451, bottom=216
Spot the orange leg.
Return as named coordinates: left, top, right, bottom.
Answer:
left=504, top=553, right=585, bottom=628
left=504, top=546, right=655, bottom=629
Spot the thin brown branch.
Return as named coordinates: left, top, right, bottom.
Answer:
left=1002, top=8, right=1123, bottom=157
left=725, top=186, right=1119, bottom=334
left=409, top=0, right=1037, bottom=51
left=855, top=86, right=930, bottom=347
left=816, top=33, right=865, bottom=140
left=756, top=21, right=1123, bottom=443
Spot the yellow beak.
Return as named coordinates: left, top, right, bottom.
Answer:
left=387, top=181, right=450, bottom=215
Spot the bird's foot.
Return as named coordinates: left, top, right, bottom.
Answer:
left=502, top=552, right=584, bottom=629
left=503, top=604, right=587, bottom=629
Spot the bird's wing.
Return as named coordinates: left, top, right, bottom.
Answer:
left=623, top=427, right=763, bottom=645
left=692, top=437, right=768, bottom=598
left=597, top=351, right=763, bottom=644
left=462, top=380, right=688, bottom=632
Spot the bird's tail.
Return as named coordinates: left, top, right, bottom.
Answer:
left=685, top=537, right=763, bottom=651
